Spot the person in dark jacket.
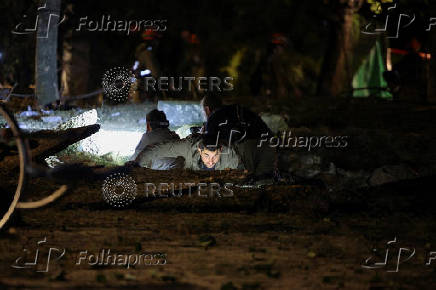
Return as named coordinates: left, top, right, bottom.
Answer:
left=200, top=95, right=276, bottom=179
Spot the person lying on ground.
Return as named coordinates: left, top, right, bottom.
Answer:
left=200, top=95, right=276, bottom=180
left=134, top=135, right=242, bottom=171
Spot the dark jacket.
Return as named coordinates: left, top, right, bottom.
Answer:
left=204, top=104, right=272, bottom=144
left=204, top=105, right=275, bottom=177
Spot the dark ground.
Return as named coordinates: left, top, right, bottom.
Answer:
left=0, top=100, right=436, bottom=289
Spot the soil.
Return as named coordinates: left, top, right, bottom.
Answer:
left=1, top=100, right=436, bottom=289
left=0, top=168, right=435, bottom=289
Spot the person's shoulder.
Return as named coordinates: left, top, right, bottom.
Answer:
left=218, top=145, right=241, bottom=169
left=143, top=129, right=161, bottom=141
left=213, top=104, right=236, bottom=114
left=167, top=128, right=181, bottom=139
left=151, top=127, right=177, bottom=138
left=222, top=104, right=238, bottom=112
left=137, top=131, right=152, bottom=143
left=208, top=105, right=236, bottom=123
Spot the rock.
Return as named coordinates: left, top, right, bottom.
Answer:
left=334, top=168, right=371, bottom=190
left=158, top=100, right=204, bottom=127
left=45, top=155, right=64, bottom=168
left=19, top=106, right=40, bottom=117
left=260, top=113, right=289, bottom=133
left=175, top=124, right=197, bottom=139
left=56, top=109, right=98, bottom=129
left=280, top=151, right=323, bottom=178
left=0, top=124, right=101, bottom=170
left=369, top=165, right=419, bottom=186
left=41, top=116, right=63, bottom=124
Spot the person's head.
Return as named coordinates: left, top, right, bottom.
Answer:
left=200, top=95, right=223, bottom=119
left=197, top=139, right=222, bottom=169
left=146, top=109, right=169, bottom=132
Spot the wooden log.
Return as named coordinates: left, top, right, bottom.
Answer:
left=0, top=124, right=100, bottom=171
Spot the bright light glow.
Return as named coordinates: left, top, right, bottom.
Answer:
left=387, top=48, right=392, bottom=71
left=140, top=69, right=151, bottom=76
left=57, top=109, right=98, bottom=129
left=420, top=52, right=431, bottom=60
left=175, top=124, right=195, bottom=139
left=0, top=52, right=3, bottom=60
left=132, top=60, right=139, bottom=70
left=79, top=129, right=143, bottom=158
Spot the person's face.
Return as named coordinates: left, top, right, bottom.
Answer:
left=198, top=147, right=221, bottom=168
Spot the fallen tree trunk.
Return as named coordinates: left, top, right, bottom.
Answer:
left=0, top=124, right=100, bottom=172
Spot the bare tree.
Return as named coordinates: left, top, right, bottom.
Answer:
left=317, top=0, right=364, bottom=97
left=35, top=0, right=61, bottom=106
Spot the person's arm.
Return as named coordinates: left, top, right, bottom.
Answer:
left=134, top=139, right=191, bottom=168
